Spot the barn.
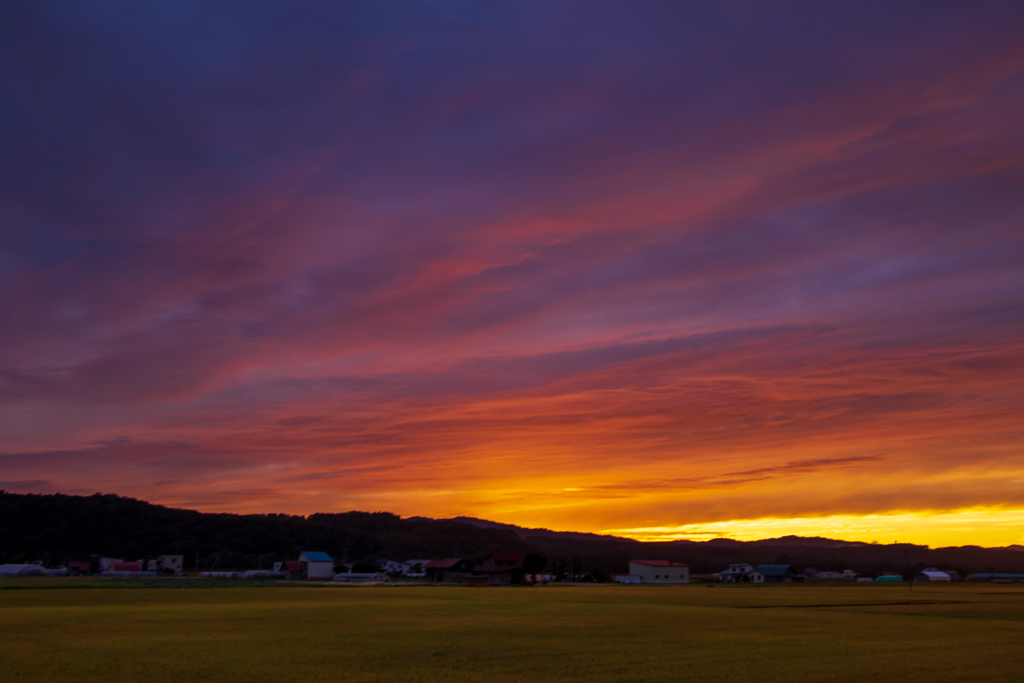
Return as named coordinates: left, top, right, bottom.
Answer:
left=915, top=568, right=952, bottom=581
left=472, top=554, right=525, bottom=585
left=425, top=558, right=472, bottom=584
left=628, top=560, right=689, bottom=584
left=756, top=564, right=798, bottom=583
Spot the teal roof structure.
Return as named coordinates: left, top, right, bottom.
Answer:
left=300, top=551, right=334, bottom=562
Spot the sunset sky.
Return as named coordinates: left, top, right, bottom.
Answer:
left=2, top=1, right=1023, bottom=547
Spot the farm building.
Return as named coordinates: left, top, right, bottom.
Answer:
left=720, top=564, right=764, bottom=583
left=425, top=558, right=472, bottom=584
left=298, top=552, right=335, bottom=579
left=816, top=570, right=859, bottom=580
left=473, top=554, right=525, bottom=585
left=628, top=560, right=689, bottom=584
left=334, top=572, right=389, bottom=582
left=98, top=557, right=124, bottom=571
left=756, top=564, right=798, bottom=583
left=405, top=560, right=431, bottom=577
left=111, top=562, right=142, bottom=572
left=100, top=561, right=156, bottom=577
left=154, top=555, right=184, bottom=575
left=875, top=574, right=903, bottom=582
left=0, top=564, right=49, bottom=577
left=274, top=561, right=304, bottom=579
left=965, top=573, right=1024, bottom=582
left=375, top=559, right=411, bottom=574
left=915, top=568, right=952, bottom=581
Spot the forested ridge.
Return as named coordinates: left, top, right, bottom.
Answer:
left=0, top=491, right=529, bottom=570
left=3, top=491, right=1023, bottom=577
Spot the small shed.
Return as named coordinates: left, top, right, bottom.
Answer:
left=299, top=552, right=335, bottom=579
left=628, top=560, right=689, bottom=584
left=915, top=568, right=951, bottom=582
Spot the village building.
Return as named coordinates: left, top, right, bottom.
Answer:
left=333, top=571, right=389, bottom=581
left=472, top=554, right=525, bottom=585
left=965, top=573, right=1024, bottom=582
left=628, top=560, right=689, bottom=583
left=375, top=559, right=411, bottom=574
left=98, top=557, right=124, bottom=571
left=875, top=574, right=903, bottom=582
left=274, top=560, right=304, bottom=579
left=153, top=555, right=184, bottom=575
left=405, top=560, right=431, bottom=577
left=816, top=569, right=859, bottom=580
left=0, top=564, right=49, bottom=577
left=425, top=558, right=472, bottom=584
left=915, top=568, right=952, bottom=582
left=755, top=564, right=798, bottom=583
left=719, top=563, right=764, bottom=583
left=298, top=551, right=335, bottom=579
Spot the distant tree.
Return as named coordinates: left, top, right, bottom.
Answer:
left=523, top=553, right=547, bottom=576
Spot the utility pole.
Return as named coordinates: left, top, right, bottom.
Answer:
left=905, top=547, right=913, bottom=593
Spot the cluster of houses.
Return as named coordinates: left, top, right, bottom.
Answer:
left=692, top=564, right=1024, bottom=583
left=6, top=553, right=1023, bottom=585
left=0, top=555, right=184, bottom=577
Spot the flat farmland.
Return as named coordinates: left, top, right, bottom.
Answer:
left=1, top=582, right=1022, bottom=682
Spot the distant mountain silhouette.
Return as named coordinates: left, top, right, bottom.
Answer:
left=440, top=516, right=637, bottom=542
left=2, top=491, right=1021, bottom=576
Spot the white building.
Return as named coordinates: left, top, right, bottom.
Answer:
left=628, top=560, right=689, bottom=583
left=719, top=563, right=764, bottom=583
left=916, top=568, right=952, bottom=581
left=376, top=559, right=411, bottom=574
left=405, top=559, right=431, bottom=577
left=0, top=564, right=48, bottom=577
left=143, top=555, right=183, bottom=575
left=98, top=557, right=124, bottom=571
left=299, top=551, right=335, bottom=579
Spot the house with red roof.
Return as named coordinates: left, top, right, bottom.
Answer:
left=424, top=558, right=472, bottom=584
left=472, top=553, right=525, bottom=585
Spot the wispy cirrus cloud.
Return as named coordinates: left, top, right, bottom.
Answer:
left=0, top=1, right=1022, bottom=542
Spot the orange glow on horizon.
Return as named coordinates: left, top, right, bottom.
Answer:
left=600, top=508, right=1024, bottom=548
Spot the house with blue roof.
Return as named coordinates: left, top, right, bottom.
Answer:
left=755, top=564, right=798, bottom=582
left=298, top=551, right=335, bottom=579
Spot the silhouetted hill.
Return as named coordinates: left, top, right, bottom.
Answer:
left=3, top=491, right=1023, bottom=577
left=443, top=516, right=632, bottom=542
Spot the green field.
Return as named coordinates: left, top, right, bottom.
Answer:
left=1, top=581, right=1022, bottom=682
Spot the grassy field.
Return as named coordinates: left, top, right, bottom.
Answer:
left=1, top=581, right=1022, bottom=682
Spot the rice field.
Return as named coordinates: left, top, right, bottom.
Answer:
left=1, top=581, right=1022, bottom=682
